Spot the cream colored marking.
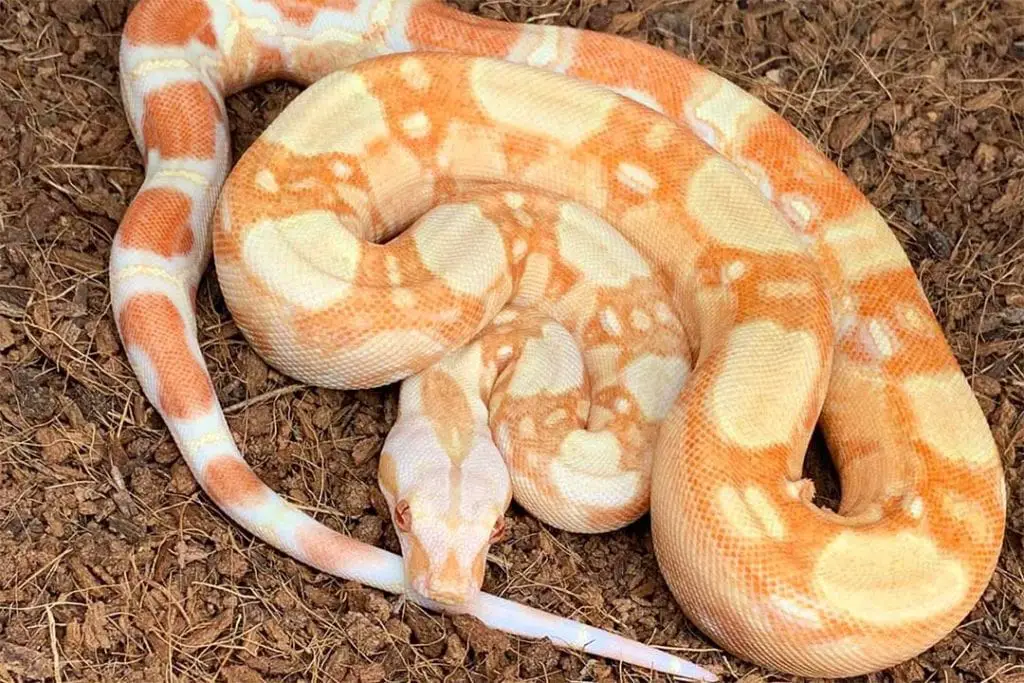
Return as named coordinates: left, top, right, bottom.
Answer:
left=503, top=192, right=525, bottom=209
left=399, top=57, right=431, bottom=90
left=866, top=319, right=895, bottom=359
left=723, top=260, right=746, bottom=282
left=905, top=495, right=924, bottom=519
left=717, top=485, right=786, bottom=540
left=688, top=157, right=803, bottom=254
left=436, top=120, right=509, bottom=176
left=495, top=421, right=511, bottom=454
left=507, top=324, right=583, bottom=398
left=414, top=203, right=508, bottom=297
left=689, top=76, right=766, bottom=145
left=497, top=345, right=513, bottom=360
left=600, top=309, right=622, bottom=336
left=331, top=161, right=352, bottom=179
left=644, top=121, right=673, bottom=150
left=557, top=430, right=623, bottom=471
left=710, top=320, right=819, bottom=449
left=585, top=345, right=622, bottom=389
left=334, top=184, right=372, bottom=225
left=255, top=169, right=279, bottom=193
left=518, top=416, right=536, bottom=439
left=760, top=280, right=816, bottom=299
left=242, top=213, right=359, bottom=309
left=903, top=371, right=1000, bottom=467
left=392, top=288, right=416, bottom=308
left=493, top=310, right=519, bottom=325
left=654, top=302, right=674, bottom=324
left=386, top=255, right=402, bottom=286
left=630, top=309, right=651, bottom=331
left=616, top=162, right=658, bottom=196
left=401, top=111, right=431, bottom=139
left=519, top=253, right=552, bottom=302
left=513, top=209, right=534, bottom=228
left=545, top=409, right=567, bottom=426
left=615, top=398, right=630, bottom=414
left=812, top=530, right=968, bottom=627
left=262, top=71, right=385, bottom=156
left=942, top=489, right=990, bottom=544
left=512, top=238, right=529, bottom=262
left=556, top=204, right=650, bottom=286
left=361, top=142, right=433, bottom=229
left=896, top=302, right=929, bottom=332
left=623, top=354, right=688, bottom=421
left=470, top=59, right=614, bottom=146
left=768, top=595, right=823, bottom=629
left=549, top=456, right=641, bottom=509
left=821, top=207, right=912, bottom=280
left=779, top=193, right=816, bottom=229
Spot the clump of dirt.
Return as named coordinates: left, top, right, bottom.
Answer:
left=1, top=0, right=1022, bottom=681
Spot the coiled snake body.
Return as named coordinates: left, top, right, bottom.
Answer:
left=113, top=0, right=1007, bottom=678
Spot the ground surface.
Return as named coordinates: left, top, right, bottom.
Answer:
left=1, top=0, right=1023, bottom=681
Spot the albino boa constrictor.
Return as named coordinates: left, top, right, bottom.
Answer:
left=112, top=0, right=1007, bottom=678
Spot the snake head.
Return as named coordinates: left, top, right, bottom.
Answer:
left=380, top=418, right=512, bottom=606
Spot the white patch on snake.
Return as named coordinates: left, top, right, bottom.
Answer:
left=242, top=212, right=359, bottom=309
left=644, top=121, right=673, bottom=150
left=506, top=324, right=582, bottom=398
left=401, top=111, right=431, bottom=139
left=600, top=309, right=622, bottom=336
left=630, top=309, right=651, bottom=331
left=688, top=156, right=803, bottom=254
left=436, top=119, right=508, bottom=176
left=331, top=161, right=352, bottom=179
left=779, top=193, right=817, bottom=229
left=821, top=207, right=911, bottom=280
left=716, top=485, right=786, bottom=540
left=391, top=288, right=416, bottom=308
left=863, top=318, right=896, bottom=359
left=469, top=59, right=613, bottom=146
left=812, top=530, right=968, bottom=627
left=399, top=57, right=432, bottom=90
left=262, top=71, right=386, bottom=156
left=616, top=162, right=658, bottom=196
left=493, top=309, right=519, bottom=325
left=722, top=260, right=747, bottom=282
left=615, top=398, right=630, bottom=414
left=255, top=169, right=279, bottom=193
left=556, top=203, right=650, bottom=286
left=902, top=372, right=1001, bottom=468
left=584, top=345, right=622, bottom=389
left=622, top=354, right=688, bottom=421
left=385, top=255, right=402, bottom=286
left=687, top=77, right=763, bottom=149
left=414, top=203, right=507, bottom=297
left=654, top=301, right=675, bottom=324
left=511, top=238, right=528, bottom=262
left=503, top=192, right=525, bottom=209
left=709, top=320, right=819, bottom=449
left=904, top=495, right=924, bottom=519
left=768, top=594, right=823, bottom=629
left=518, top=416, right=536, bottom=439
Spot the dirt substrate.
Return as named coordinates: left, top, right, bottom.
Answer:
left=1, top=0, right=1022, bottom=681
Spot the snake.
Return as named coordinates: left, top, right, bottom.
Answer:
left=111, top=0, right=1007, bottom=678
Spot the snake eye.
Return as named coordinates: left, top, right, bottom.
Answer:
left=489, top=517, right=506, bottom=543
left=394, top=499, right=412, bottom=532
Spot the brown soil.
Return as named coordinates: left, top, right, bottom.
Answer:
left=1, top=0, right=1022, bottom=681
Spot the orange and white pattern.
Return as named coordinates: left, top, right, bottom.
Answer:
left=112, top=0, right=1006, bottom=679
